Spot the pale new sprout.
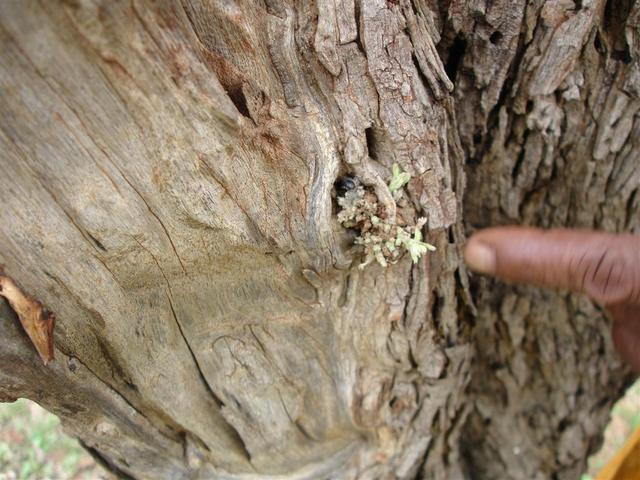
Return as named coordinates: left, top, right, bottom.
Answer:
left=399, top=218, right=437, bottom=264
left=388, top=163, right=411, bottom=193
left=336, top=164, right=436, bottom=268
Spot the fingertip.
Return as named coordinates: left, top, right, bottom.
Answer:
left=464, top=226, right=545, bottom=282
left=465, top=227, right=640, bottom=305
left=464, top=237, right=497, bottom=275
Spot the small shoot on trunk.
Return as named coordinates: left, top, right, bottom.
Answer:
left=336, top=164, right=436, bottom=269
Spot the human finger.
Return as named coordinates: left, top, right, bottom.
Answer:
left=610, top=304, right=640, bottom=372
left=464, top=227, right=640, bottom=307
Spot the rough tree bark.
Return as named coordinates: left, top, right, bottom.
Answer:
left=0, top=0, right=638, bottom=479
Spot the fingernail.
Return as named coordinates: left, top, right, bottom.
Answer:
left=464, top=240, right=496, bottom=275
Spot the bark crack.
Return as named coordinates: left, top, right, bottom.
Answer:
left=54, top=345, right=183, bottom=452
left=165, top=291, right=253, bottom=463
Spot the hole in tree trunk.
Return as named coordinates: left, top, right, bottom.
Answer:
left=334, top=175, right=359, bottom=198
left=444, top=35, right=467, bottom=83
left=594, top=33, right=606, bottom=55
left=603, top=0, right=633, bottom=64
left=526, top=100, right=534, bottom=113
left=611, top=48, right=632, bottom=64
left=225, top=86, right=251, bottom=118
left=489, top=31, right=503, bottom=45
left=365, top=127, right=379, bottom=161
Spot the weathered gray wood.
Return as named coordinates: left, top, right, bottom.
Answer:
left=0, top=0, right=637, bottom=479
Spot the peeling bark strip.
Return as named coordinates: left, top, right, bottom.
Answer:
left=0, top=274, right=55, bottom=364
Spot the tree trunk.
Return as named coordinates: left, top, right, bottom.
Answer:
left=0, top=1, right=637, bottom=478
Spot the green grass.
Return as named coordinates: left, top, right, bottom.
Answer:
left=0, top=399, right=105, bottom=480
left=586, top=379, right=640, bottom=477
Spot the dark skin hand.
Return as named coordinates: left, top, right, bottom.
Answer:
left=464, top=227, right=640, bottom=373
